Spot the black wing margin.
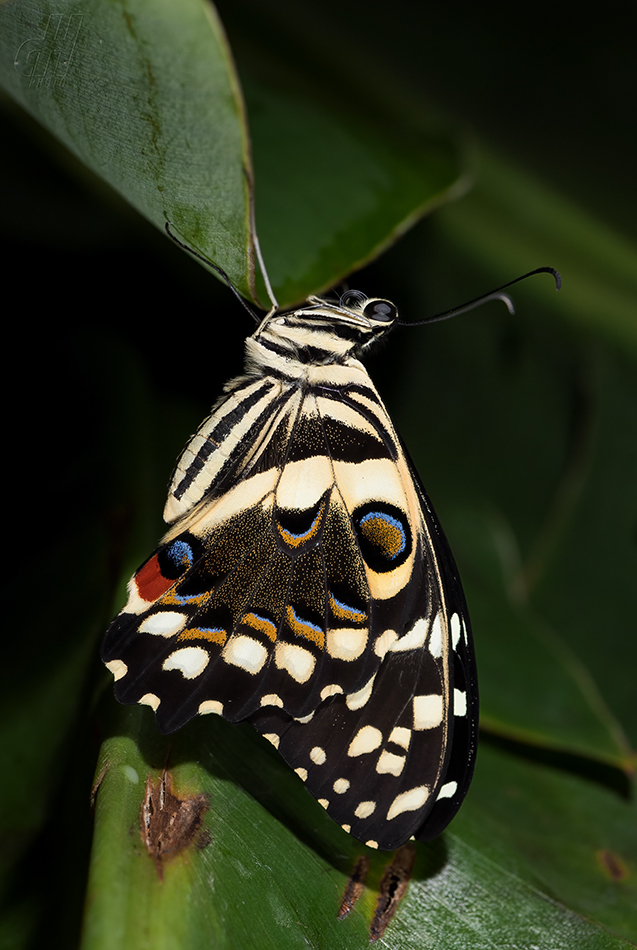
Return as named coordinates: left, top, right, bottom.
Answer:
left=410, top=461, right=478, bottom=842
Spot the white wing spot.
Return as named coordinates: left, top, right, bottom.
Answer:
left=223, top=635, right=268, bottom=674
left=436, top=781, right=458, bottom=801
left=295, top=711, right=315, bottom=724
left=333, top=777, right=350, bottom=794
left=163, top=646, right=209, bottom=679
left=428, top=613, right=443, bottom=658
left=374, top=629, right=398, bottom=658
left=320, top=683, right=344, bottom=700
left=390, top=617, right=427, bottom=652
left=127, top=578, right=154, bottom=613
left=387, top=786, right=429, bottom=821
left=376, top=750, right=406, bottom=776
left=389, top=726, right=411, bottom=750
left=310, top=746, right=326, bottom=765
left=413, top=694, right=443, bottom=730
left=348, top=725, right=382, bottom=757
left=327, top=627, right=367, bottom=661
left=275, top=642, right=316, bottom=683
left=105, top=659, right=127, bottom=681
left=354, top=801, right=376, bottom=819
left=366, top=840, right=379, bottom=849
left=260, top=693, right=284, bottom=708
left=318, top=798, right=330, bottom=809
left=341, top=823, right=351, bottom=833
left=264, top=733, right=280, bottom=749
left=198, top=699, right=223, bottom=716
left=346, top=673, right=376, bottom=710
left=295, top=767, right=308, bottom=781
left=139, top=611, right=187, bottom=638
left=139, top=693, right=160, bottom=711
left=451, top=613, right=462, bottom=650
left=454, top=688, right=467, bottom=716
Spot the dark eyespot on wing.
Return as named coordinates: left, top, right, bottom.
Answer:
left=353, top=502, right=412, bottom=572
left=275, top=492, right=329, bottom=553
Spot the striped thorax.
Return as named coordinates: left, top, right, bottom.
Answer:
left=164, top=294, right=399, bottom=524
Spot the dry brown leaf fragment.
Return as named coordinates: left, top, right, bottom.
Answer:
left=141, top=769, right=210, bottom=879
left=369, top=843, right=416, bottom=942
left=338, top=855, right=370, bottom=920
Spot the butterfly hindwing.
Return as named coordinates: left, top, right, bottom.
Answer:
left=260, top=469, right=474, bottom=852
left=102, top=293, right=478, bottom=850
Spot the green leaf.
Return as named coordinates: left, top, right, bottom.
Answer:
left=531, top=354, right=637, bottom=754
left=456, top=741, right=637, bottom=944
left=0, top=0, right=465, bottom=307
left=85, top=709, right=635, bottom=949
left=244, top=74, right=465, bottom=305
left=0, top=0, right=256, bottom=298
left=85, top=707, right=368, bottom=950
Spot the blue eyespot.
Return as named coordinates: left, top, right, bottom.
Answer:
left=167, top=539, right=194, bottom=569
left=354, top=503, right=411, bottom=573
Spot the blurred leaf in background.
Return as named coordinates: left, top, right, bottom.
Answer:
left=0, top=0, right=635, bottom=948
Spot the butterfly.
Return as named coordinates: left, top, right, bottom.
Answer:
left=101, top=282, right=482, bottom=852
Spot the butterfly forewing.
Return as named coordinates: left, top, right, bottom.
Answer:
left=102, top=294, right=478, bottom=850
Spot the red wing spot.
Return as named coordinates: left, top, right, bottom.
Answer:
left=135, top=553, right=175, bottom=602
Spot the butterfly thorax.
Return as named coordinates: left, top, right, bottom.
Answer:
left=249, top=295, right=399, bottom=374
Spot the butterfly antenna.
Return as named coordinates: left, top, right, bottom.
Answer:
left=399, top=267, right=561, bottom=327
left=165, top=222, right=261, bottom=324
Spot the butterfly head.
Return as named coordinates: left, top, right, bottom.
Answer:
left=254, top=292, right=399, bottom=365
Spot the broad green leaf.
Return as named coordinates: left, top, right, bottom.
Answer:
left=244, top=74, right=465, bottom=305
left=0, top=0, right=256, bottom=299
left=532, top=354, right=637, bottom=753
left=85, top=709, right=365, bottom=950
left=85, top=707, right=635, bottom=949
left=0, top=0, right=466, bottom=308
left=465, top=579, right=630, bottom=768
left=211, top=0, right=468, bottom=304
left=456, top=741, right=637, bottom=944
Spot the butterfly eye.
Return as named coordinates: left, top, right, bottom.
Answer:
left=363, top=299, right=396, bottom=323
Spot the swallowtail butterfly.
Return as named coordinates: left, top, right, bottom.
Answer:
left=102, top=248, right=559, bottom=851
